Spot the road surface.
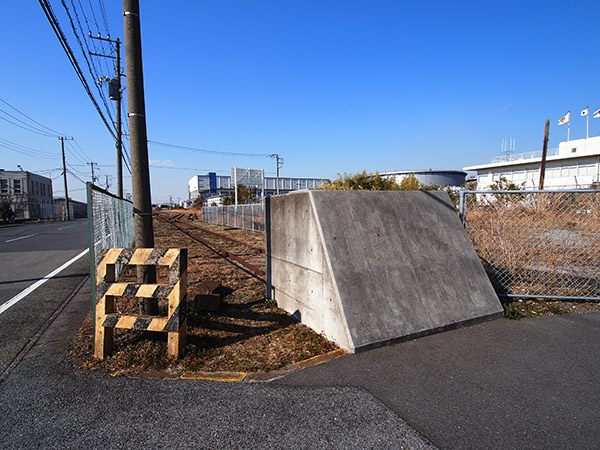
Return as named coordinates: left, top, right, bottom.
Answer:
left=0, top=219, right=89, bottom=375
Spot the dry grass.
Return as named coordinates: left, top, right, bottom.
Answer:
left=465, top=192, right=600, bottom=299
left=69, top=213, right=337, bottom=376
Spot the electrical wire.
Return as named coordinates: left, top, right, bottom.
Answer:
left=0, top=97, right=64, bottom=136
left=38, top=0, right=117, bottom=141
left=0, top=138, right=59, bottom=161
left=147, top=140, right=271, bottom=157
left=62, top=0, right=116, bottom=128
left=0, top=115, right=57, bottom=138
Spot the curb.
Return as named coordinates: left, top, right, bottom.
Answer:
left=110, top=348, right=348, bottom=383
left=179, top=348, right=347, bottom=383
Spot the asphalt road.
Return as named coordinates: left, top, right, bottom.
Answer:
left=276, top=312, right=600, bottom=449
left=0, top=219, right=89, bottom=375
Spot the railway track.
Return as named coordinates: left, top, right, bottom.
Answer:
left=156, top=212, right=266, bottom=279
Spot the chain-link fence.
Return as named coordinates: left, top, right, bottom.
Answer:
left=202, top=203, right=265, bottom=232
left=87, top=183, right=134, bottom=275
left=459, top=190, right=600, bottom=300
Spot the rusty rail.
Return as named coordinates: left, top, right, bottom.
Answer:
left=156, top=214, right=266, bottom=279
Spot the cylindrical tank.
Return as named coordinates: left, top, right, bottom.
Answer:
left=383, top=170, right=467, bottom=187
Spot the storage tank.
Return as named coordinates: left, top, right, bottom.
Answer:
left=382, top=170, right=467, bottom=187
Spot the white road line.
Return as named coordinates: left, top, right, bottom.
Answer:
left=58, top=225, right=74, bottom=230
left=5, top=233, right=39, bottom=243
left=0, top=248, right=89, bottom=316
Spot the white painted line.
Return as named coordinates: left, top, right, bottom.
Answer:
left=5, top=233, right=39, bottom=243
left=58, top=225, right=74, bottom=230
left=0, top=248, right=89, bottom=316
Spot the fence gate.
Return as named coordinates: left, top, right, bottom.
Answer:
left=459, top=190, right=600, bottom=301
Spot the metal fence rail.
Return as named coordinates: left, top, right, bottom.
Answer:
left=202, top=203, right=265, bottom=232
left=459, top=189, right=600, bottom=300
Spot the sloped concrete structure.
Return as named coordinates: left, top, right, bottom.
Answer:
left=266, top=190, right=503, bottom=353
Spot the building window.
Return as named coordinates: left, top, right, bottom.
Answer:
left=571, top=148, right=577, bottom=153
left=14, top=179, right=21, bottom=194
left=0, top=179, right=7, bottom=194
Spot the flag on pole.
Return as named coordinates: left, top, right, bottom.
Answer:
left=558, top=111, right=570, bottom=125
left=594, top=108, right=600, bottom=119
left=581, top=107, right=589, bottom=116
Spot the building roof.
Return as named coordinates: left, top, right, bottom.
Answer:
left=464, top=136, right=600, bottom=172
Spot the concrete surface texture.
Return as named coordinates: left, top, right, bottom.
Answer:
left=267, top=190, right=503, bottom=352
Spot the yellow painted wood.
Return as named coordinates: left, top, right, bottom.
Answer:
left=160, top=248, right=179, bottom=267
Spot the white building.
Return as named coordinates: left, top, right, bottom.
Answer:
left=0, top=169, right=54, bottom=219
left=464, top=136, right=600, bottom=190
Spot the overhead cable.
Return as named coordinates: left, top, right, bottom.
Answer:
left=38, top=0, right=117, bottom=141
left=147, top=140, right=271, bottom=157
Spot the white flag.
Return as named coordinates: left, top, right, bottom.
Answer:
left=581, top=107, right=589, bottom=116
left=594, top=109, right=600, bottom=119
left=558, top=111, right=570, bottom=125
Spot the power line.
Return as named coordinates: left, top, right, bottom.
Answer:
left=38, top=0, right=117, bottom=141
left=71, top=138, right=94, bottom=162
left=0, top=97, right=64, bottom=136
left=0, top=138, right=59, bottom=161
left=147, top=140, right=271, bottom=157
left=61, top=0, right=116, bottom=127
left=0, top=115, right=56, bottom=138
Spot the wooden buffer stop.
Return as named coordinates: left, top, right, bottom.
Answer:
left=94, top=248, right=187, bottom=359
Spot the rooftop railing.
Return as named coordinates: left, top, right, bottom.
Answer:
left=491, top=148, right=559, bottom=163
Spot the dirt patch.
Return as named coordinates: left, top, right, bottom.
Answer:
left=69, top=213, right=337, bottom=377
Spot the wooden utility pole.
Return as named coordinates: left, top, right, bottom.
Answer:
left=123, top=0, right=157, bottom=314
left=59, top=136, right=73, bottom=220
left=538, top=120, right=550, bottom=190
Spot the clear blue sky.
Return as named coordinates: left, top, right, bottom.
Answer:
left=1, top=1, right=598, bottom=203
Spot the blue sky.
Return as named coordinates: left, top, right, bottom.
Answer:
left=1, top=1, right=598, bottom=202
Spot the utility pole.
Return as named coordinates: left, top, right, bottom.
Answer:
left=59, top=136, right=74, bottom=220
left=269, top=154, right=284, bottom=195
left=88, top=162, right=98, bottom=184
left=123, top=0, right=156, bottom=314
left=538, top=119, right=550, bottom=190
left=89, top=33, right=124, bottom=198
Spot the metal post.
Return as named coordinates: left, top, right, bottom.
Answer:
left=459, top=190, right=466, bottom=226
left=265, top=196, right=272, bottom=299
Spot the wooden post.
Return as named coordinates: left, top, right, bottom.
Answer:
left=538, top=119, right=550, bottom=190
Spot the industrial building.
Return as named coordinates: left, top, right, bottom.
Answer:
left=0, top=169, right=54, bottom=220
left=188, top=172, right=329, bottom=201
left=464, top=136, right=600, bottom=190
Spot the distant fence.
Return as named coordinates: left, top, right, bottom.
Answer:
left=459, top=190, right=600, bottom=301
left=202, top=203, right=265, bottom=232
left=87, top=183, right=134, bottom=278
